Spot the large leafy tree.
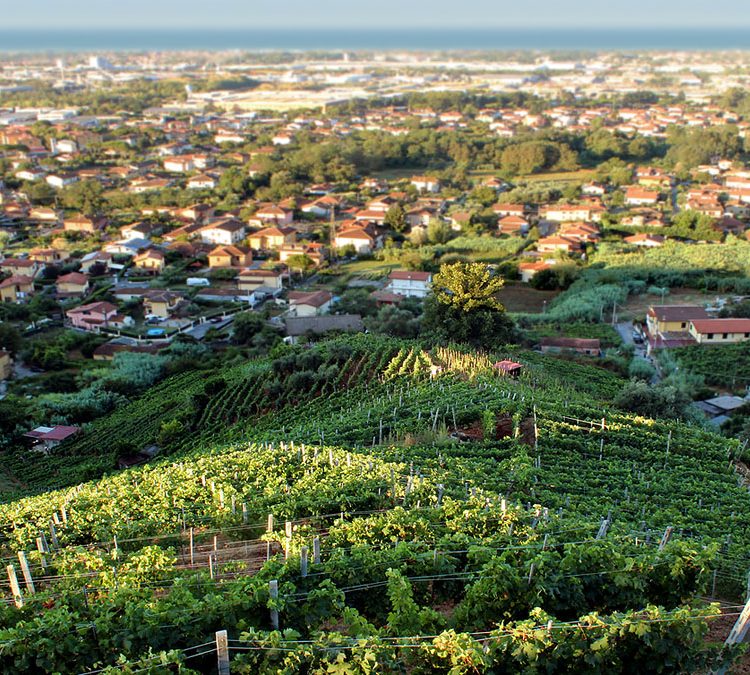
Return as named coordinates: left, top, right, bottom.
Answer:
left=422, top=262, right=516, bottom=348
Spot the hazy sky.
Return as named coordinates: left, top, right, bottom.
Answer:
left=3, top=0, right=748, bottom=30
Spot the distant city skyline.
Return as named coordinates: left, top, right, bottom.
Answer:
left=4, top=0, right=750, bottom=30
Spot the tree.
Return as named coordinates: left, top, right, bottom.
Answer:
left=285, top=254, right=315, bottom=277
left=0, top=323, right=22, bottom=355
left=422, top=262, right=516, bottom=349
left=427, top=218, right=453, bottom=244
left=384, top=204, right=407, bottom=232
left=60, top=180, right=105, bottom=216
left=232, top=311, right=265, bottom=345
left=334, top=289, right=377, bottom=318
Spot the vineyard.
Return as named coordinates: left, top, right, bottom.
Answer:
left=1, top=335, right=749, bottom=672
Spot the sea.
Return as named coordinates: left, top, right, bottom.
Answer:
left=0, top=28, right=749, bottom=53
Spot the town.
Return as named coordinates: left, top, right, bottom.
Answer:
left=3, top=42, right=750, bottom=673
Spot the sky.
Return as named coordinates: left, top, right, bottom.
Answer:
left=2, top=0, right=750, bottom=30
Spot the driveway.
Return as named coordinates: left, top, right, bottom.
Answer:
left=184, top=317, right=234, bottom=340
left=616, top=321, right=661, bottom=384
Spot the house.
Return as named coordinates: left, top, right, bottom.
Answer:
left=28, top=207, right=61, bottom=224
left=536, top=236, right=582, bottom=254
left=540, top=337, right=601, bottom=356
left=64, top=214, right=106, bottom=234
left=80, top=251, right=113, bottom=274
left=133, top=249, right=166, bottom=275
left=288, top=290, right=333, bottom=317
left=163, top=156, right=195, bottom=172
left=334, top=224, right=381, bottom=254
left=121, top=221, right=160, bottom=240
left=301, top=196, right=340, bottom=218
left=688, top=319, right=750, bottom=345
left=46, top=173, right=78, bottom=189
left=0, top=275, right=34, bottom=303
left=143, top=291, right=184, bottom=319
left=23, top=425, right=80, bottom=452
left=247, top=226, right=297, bottom=251
left=255, top=204, right=294, bottom=225
left=187, top=174, right=217, bottom=189
left=518, top=261, right=552, bottom=283
left=279, top=243, right=326, bottom=267
left=411, top=176, right=441, bottom=193
left=200, top=218, right=246, bottom=246
left=56, top=272, right=90, bottom=297
left=0, top=258, right=40, bottom=278
left=285, top=315, right=364, bottom=343
left=386, top=270, right=432, bottom=298
left=695, top=395, right=748, bottom=426
left=493, top=203, right=527, bottom=218
left=624, top=233, right=665, bottom=247
left=498, top=215, right=529, bottom=236
left=624, top=186, right=660, bottom=206
left=646, top=305, right=709, bottom=337
left=29, top=248, right=70, bottom=265
left=67, top=301, right=126, bottom=331
left=0, top=349, right=12, bottom=380
left=208, top=245, right=252, bottom=268
left=237, top=268, right=285, bottom=292
left=582, top=182, right=607, bottom=196
left=541, top=204, right=603, bottom=222
left=178, top=203, right=215, bottom=224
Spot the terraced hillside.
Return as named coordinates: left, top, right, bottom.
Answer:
left=0, top=336, right=748, bottom=673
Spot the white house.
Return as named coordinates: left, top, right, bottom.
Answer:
left=199, top=218, right=246, bottom=246
left=386, top=270, right=432, bottom=298
left=411, top=176, right=441, bottom=193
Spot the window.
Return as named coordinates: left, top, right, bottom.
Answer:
left=681, top=322, right=686, bottom=328
left=723, top=334, right=728, bottom=339
left=707, top=333, right=714, bottom=339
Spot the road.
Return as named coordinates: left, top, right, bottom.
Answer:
left=184, top=316, right=234, bottom=340
left=615, top=321, right=662, bottom=384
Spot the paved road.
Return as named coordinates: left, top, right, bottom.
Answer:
left=615, top=321, right=662, bottom=384
left=184, top=317, right=234, bottom=340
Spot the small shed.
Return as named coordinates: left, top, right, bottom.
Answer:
left=494, top=360, right=523, bottom=378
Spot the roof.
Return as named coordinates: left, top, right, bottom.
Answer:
left=209, top=245, right=251, bottom=257
left=67, top=301, right=118, bottom=315
left=238, top=268, right=282, bottom=278
left=690, top=318, right=750, bottom=334
left=494, top=360, right=523, bottom=372
left=288, top=290, right=332, bottom=308
left=285, top=314, right=365, bottom=337
left=648, top=305, right=709, bottom=322
left=0, top=274, right=33, bottom=289
left=23, top=425, right=80, bottom=442
left=389, top=270, right=431, bottom=282
left=701, top=395, right=748, bottom=413
left=57, top=272, right=88, bottom=285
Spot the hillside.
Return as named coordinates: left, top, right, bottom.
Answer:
left=0, top=335, right=748, bottom=673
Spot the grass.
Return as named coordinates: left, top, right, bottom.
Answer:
left=519, top=169, right=595, bottom=184
left=335, top=259, right=401, bottom=277
left=499, top=284, right=560, bottom=313
left=620, top=288, right=715, bottom=321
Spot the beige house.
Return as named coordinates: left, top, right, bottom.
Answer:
left=646, top=305, right=709, bottom=337
left=56, top=272, right=90, bottom=297
left=0, top=275, right=34, bottom=303
left=288, top=290, right=332, bottom=317
left=247, top=226, right=297, bottom=251
left=133, top=249, right=166, bottom=274
left=208, top=245, right=253, bottom=268
left=688, top=319, right=750, bottom=345
left=237, top=269, right=285, bottom=292
left=63, top=214, right=106, bottom=233
left=144, top=291, right=184, bottom=319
